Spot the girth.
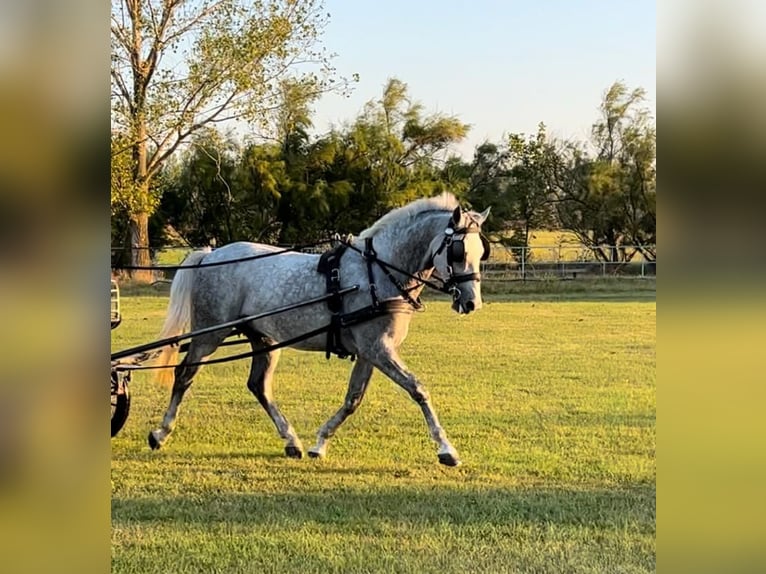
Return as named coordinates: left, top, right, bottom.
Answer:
left=317, top=243, right=354, bottom=360
left=316, top=242, right=418, bottom=360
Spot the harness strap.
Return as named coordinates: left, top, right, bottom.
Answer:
left=317, top=243, right=355, bottom=360
left=362, top=237, right=423, bottom=310
left=118, top=298, right=419, bottom=372
left=115, top=324, right=334, bottom=371
left=314, top=238, right=429, bottom=361
left=363, top=237, right=380, bottom=309
left=345, top=239, right=448, bottom=297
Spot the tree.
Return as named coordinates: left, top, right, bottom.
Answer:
left=111, top=0, right=346, bottom=279
left=159, top=129, right=241, bottom=247
left=463, top=125, right=559, bottom=263
left=504, top=124, right=559, bottom=260
left=111, top=131, right=162, bottom=267
left=347, top=78, right=470, bottom=215
left=554, top=81, right=656, bottom=263
left=275, top=77, right=470, bottom=240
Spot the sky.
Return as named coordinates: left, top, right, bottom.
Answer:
left=310, top=0, right=656, bottom=158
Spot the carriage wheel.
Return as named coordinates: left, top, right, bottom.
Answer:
left=111, top=370, right=131, bottom=437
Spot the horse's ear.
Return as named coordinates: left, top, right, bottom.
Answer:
left=478, top=207, right=491, bottom=224
left=451, top=206, right=462, bottom=225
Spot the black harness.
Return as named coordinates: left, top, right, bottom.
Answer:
left=316, top=216, right=491, bottom=360
left=316, top=243, right=353, bottom=360
left=317, top=240, right=416, bottom=361
left=431, top=218, right=490, bottom=292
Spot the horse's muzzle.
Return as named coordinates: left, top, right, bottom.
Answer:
left=452, top=299, right=480, bottom=314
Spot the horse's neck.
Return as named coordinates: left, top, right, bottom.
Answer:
left=371, top=213, right=447, bottom=276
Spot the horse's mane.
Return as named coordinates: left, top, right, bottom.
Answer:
left=358, top=192, right=459, bottom=239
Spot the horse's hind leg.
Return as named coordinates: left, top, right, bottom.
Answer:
left=371, top=350, right=461, bottom=466
left=246, top=348, right=304, bottom=459
left=148, top=333, right=223, bottom=450
left=308, top=358, right=373, bottom=459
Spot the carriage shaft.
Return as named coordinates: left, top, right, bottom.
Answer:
left=111, top=286, right=359, bottom=362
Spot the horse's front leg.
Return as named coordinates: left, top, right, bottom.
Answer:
left=308, top=358, right=373, bottom=459
left=371, top=349, right=461, bottom=466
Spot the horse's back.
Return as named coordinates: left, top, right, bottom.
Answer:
left=190, top=242, right=329, bottom=343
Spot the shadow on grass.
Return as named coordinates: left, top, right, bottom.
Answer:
left=112, top=483, right=655, bottom=533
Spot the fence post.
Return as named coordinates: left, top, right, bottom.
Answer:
left=521, top=246, right=526, bottom=281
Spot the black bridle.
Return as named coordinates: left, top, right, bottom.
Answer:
left=342, top=213, right=491, bottom=307
left=430, top=216, right=490, bottom=295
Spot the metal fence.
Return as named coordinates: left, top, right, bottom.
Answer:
left=482, top=244, right=656, bottom=280
left=112, top=243, right=656, bottom=282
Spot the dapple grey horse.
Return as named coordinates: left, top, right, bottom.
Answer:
left=149, top=193, right=490, bottom=466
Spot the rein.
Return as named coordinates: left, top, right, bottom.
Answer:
left=111, top=239, right=334, bottom=272
left=342, top=238, right=445, bottom=307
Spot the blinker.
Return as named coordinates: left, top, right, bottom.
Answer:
left=480, top=235, right=490, bottom=261
left=450, top=240, right=466, bottom=263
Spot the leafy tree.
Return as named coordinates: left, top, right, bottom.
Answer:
left=464, top=126, right=558, bottom=263
left=346, top=78, right=470, bottom=215
left=111, top=131, right=162, bottom=267
left=504, top=124, right=559, bottom=258
left=159, top=129, right=242, bottom=247
left=111, top=0, right=347, bottom=279
left=274, top=78, right=470, bottom=240
left=236, top=142, right=287, bottom=243
left=553, top=81, right=656, bottom=262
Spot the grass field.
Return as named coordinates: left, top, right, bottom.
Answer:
left=111, top=285, right=655, bottom=573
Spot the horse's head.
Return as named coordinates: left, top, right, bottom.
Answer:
left=432, top=205, right=491, bottom=315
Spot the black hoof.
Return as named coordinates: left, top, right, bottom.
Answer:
left=148, top=431, right=161, bottom=450
left=307, top=450, right=322, bottom=459
left=284, top=445, right=303, bottom=459
left=438, top=453, right=461, bottom=467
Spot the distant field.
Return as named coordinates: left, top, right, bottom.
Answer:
left=111, top=292, right=656, bottom=573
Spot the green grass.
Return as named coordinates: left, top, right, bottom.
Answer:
left=111, top=294, right=655, bottom=573
left=481, top=276, right=656, bottom=301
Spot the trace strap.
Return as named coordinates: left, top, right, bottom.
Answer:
left=116, top=325, right=334, bottom=371
left=111, top=286, right=360, bottom=364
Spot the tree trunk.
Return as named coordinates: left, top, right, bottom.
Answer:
left=130, top=210, right=152, bottom=283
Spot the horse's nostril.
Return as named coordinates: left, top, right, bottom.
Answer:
left=465, top=300, right=475, bottom=312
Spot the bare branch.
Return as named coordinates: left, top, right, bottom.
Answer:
left=111, top=21, right=132, bottom=53
left=159, top=0, right=229, bottom=48
left=111, top=69, right=133, bottom=112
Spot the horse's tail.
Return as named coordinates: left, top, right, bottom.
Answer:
left=153, top=248, right=211, bottom=386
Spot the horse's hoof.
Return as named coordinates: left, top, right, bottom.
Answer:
left=148, top=431, right=162, bottom=450
left=284, top=445, right=303, bottom=459
left=438, top=453, right=461, bottom=467
left=307, top=450, right=323, bottom=459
